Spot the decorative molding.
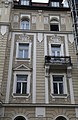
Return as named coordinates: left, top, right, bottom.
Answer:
left=61, top=17, right=66, bottom=24
left=32, top=16, right=36, bottom=23
left=0, top=26, right=7, bottom=36
left=2, top=0, right=12, bottom=7
left=45, top=66, right=50, bottom=77
left=67, top=66, right=72, bottom=78
left=68, top=34, right=74, bottom=44
left=50, top=34, right=61, bottom=43
left=13, top=15, right=19, bottom=23
left=35, top=107, right=45, bottom=117
left=13, top=64, right=31, bottom=71
left=44, top=16, right=48, bottom=24
left=5, top=32, right=36, bottom=103
left=19, top=33, right=30, bottom=42
left=38, top=33, right=43, bottom=42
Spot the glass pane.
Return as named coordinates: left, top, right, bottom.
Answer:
left=59, top=83, right=63, bottom=94
left=19, top=43, right=29, bottom=49
left=53, top=76, right=63, bottom=81
left=19, top=50, right=23, bottom=58
left=19, top=43, right=29, bottom=58
left=53, top=83, right=58, bottom=94
left=24, top=50, right=28, bottom=58
left=17, top=75, right=28, bottom=81
left=16, top=83, right=21, bottom=94
left=51, top=46, right=60, bottom=56
left=22, top=83, right=27, bottom=94
left=21, top=20, right=29, bottom=29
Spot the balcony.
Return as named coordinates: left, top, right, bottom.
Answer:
left=45, top=56, right=72, bottom=70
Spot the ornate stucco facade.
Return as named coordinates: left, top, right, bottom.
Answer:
left=0, top=0, right=78, bottom=120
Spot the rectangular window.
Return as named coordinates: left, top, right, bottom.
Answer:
left=18, top=43, right=29, bottom=59
left=21, top=0, right=29, bottom=5
left=51, top=2, right=59, bottom=7
left=51, top=45, right=61, bottom=56
left=16, top=75, right=28, bottom=94
left=53, top=75, right=64, bottom=94
left=50, top=24, right=59, bottom=31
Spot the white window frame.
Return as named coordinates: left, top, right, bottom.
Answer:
left=13, top=71, right=31, bottom=98
left=20, top=14, right=30, bottom=30
left=50, top=16, right=60, bottom=31
left=49, top=43, right=64, bottom=56
left=21, top=20, right=30, bottom=30
left=50, top=73, right=68, bottom=98
left=16, top=42, right=32, bottom=61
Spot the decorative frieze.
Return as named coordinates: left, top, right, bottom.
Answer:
left=18, top=33, right=30, bottom=42
left=44, top=16, right=48, bottom=24
left=2, top=0, right=12, bottom=7
left=50, top=34, right=61, bottom=43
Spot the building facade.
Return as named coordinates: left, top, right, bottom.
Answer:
left=0, top=0, right=78, bottom=120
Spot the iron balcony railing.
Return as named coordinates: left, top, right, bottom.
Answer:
left=45, top=56, right=72, bottom=66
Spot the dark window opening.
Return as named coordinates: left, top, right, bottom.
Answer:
left=56, top=116, right=66, bottom=120
left=14, top=116, right=26, bottom=120
left=50, top=24, right=59, bottom=31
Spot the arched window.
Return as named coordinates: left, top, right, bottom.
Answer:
left=50, top=18, right=59, bottom=31
left=21, top=17, right=30, bottom=30
left=14, top=116, right=26, bottom=120
left=55, top=116, right=67, bottom=120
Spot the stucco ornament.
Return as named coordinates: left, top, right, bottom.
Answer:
left=2, top=0, right=12, bottom=7
left=19, top=33, right=30, bottom=41
left=68, top=34, right=74, bottom=43
left=50, top=34, right=61, bottom=43
left=1, top=26, right=7, bottom=36
left=38, top=33, right=43, bottom=42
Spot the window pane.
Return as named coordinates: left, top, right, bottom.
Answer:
left=19, top=50, right=23, bottom=58
left=22, top=83, right=27, bottom=94
left=59, top=83, right=63, bottom=94
left=21, top=20, right=29, bottom=29
left=18, top=43, right=29, bottom=58
left=53, top=76, right=63, bottom=81
left=51, top=46, right=60, bottom=56
left=53, top=83, right=58, bottom=94
left=16, top=82, right=21, bottom=94
left=17, top=75, right=28, bottom=81
left=24, top=50, right=28, bottom=58
left=21, top=0, right=29, bottom=5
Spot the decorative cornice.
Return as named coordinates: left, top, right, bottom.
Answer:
left=2, top=0, right=12, bottom=7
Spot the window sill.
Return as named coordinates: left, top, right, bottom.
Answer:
left=15, top=58, right=30, bottom=61
left=12, top=93, right=30, bottom=98
left=50, top=93, right=68, bottom=99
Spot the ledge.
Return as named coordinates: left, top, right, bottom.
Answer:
left=12, top=93, right=30, bottom=98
